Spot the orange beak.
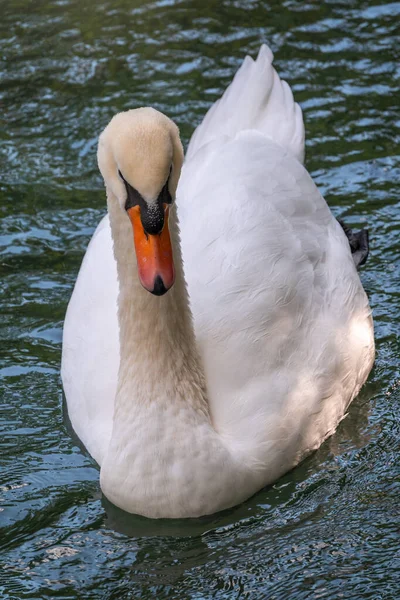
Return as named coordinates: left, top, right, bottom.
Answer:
left=127, top=205, right=175, bottom=295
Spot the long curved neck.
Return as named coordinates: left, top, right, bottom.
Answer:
left=107, top=189, right=209, bottom=418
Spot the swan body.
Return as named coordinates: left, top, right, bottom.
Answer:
left=62, top=45, right=374, bottom=518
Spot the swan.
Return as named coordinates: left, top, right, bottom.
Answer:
left=61, top=45, right=375, bottom=518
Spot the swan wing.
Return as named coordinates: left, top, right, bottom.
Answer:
left=179, top=46, right=373, bottom=461
left=179, top=131, right=374, bottom=464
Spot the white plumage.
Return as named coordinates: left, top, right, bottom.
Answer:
left=61, top=45, right=374, bottom=518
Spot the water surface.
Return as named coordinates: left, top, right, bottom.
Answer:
left=1, top=0, right=399, bottom=598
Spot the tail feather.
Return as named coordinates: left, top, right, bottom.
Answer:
left=186, top=44, right=305, bottom=164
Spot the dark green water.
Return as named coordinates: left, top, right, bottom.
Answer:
left=1, top=0, right=399, bottom=598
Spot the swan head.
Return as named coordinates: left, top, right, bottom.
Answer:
left=97, top=107, right=184, bottom=295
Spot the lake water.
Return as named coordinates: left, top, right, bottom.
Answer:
left=1, top=1, right=399, bottom=598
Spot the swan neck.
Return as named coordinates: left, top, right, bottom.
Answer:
left=107, top=187, right=208, bottom=414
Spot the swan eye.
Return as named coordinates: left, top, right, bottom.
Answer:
left=159, top=179, right=173, bottom=205
left=119, top=171, right=143, bottom=211
left=161, top=165, right=174, bottom=205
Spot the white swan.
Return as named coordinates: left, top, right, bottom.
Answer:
left=61, top=45, right=375, bottom=518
